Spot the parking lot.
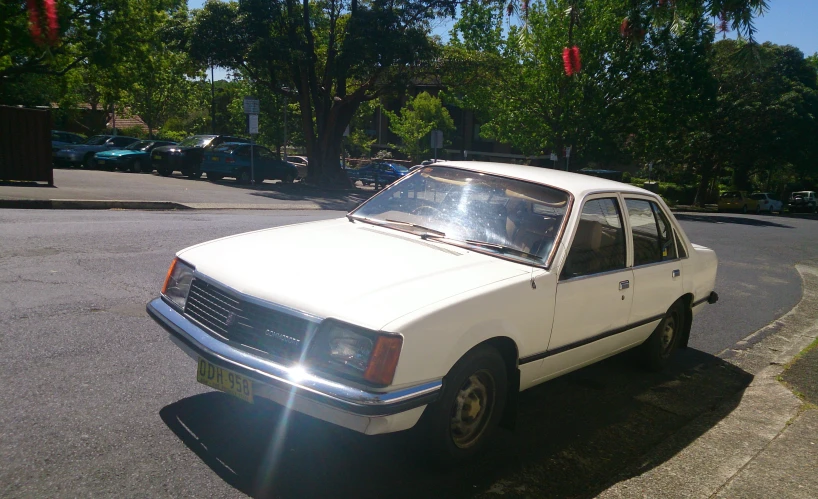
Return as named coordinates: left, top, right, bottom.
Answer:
left=1, top=207, right=816, bottom=498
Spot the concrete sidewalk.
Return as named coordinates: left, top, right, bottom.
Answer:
left=597, top=262, right=818, bottom=499
left=0, top=169, right=371, bottom=211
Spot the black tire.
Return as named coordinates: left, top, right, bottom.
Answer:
left=742, top=205, right=748, bottom=214
left=158, top=167, right=172, bottom=176
left=416, top=345, right=507, bottom=464
left=755, top=205, right=760, bottom=214
left=281, top=173, right=295, bottom=184
left=237, top=170, right=251, bottom=184
left=186, top=167, right=202, bottom=179
left=639, top=301, right=685, bottom=372
left=207, top=173, right=223, bottom=182
left=131, top=159, right=144, bottom=173
left=83, top=153, right=95, bottom=169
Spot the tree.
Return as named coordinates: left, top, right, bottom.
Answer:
left=185, top=0, right=455, bottom=186
left=385, top=91, right=455, bottom=162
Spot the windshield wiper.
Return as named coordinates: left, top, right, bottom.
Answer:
left=465, top=240, right=540, bottom=260
left=384, top=219, right=446, bottom=238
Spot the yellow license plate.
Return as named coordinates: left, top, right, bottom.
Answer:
left=196, top=357, right=254, bottom=403
left=211, top=156, right=219, bottom=161
left=152, top=154, right=160, bottom=160
left=97, top=159, right=105, bottom=163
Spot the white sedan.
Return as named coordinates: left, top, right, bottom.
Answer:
left=750, top=192, right=783, bottom=213
left=148, top=161, right=719, bottom=461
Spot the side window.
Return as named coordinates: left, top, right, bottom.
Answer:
left=626, top=199, right=678, bottom=266
left=652, top=204, right=677, bottom=260
left=111, top=137, right=134, bottom=147
left=561, top=198, right=626, bottom=279
left=235, top=146, right=250, bottom=158
left=674, top=231, right=688, bottom=258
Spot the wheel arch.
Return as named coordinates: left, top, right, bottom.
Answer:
left=464, top=336, right=520, bottom=430
left=678, top=293, right=694, bottom=349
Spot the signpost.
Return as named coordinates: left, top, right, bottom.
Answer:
left=564, top=146, right=572, bottom=171
left=550, top=152, right=558, bottom=169
left=431, top=129, right=443, bottom=162
left=244, top=97, right=260, bottom=183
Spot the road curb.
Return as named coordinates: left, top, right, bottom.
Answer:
left=0, top=199, right=352, bottom=211
left=0, top=199, right=191, bottom=210
left=596, top=263, right=818, bottom=498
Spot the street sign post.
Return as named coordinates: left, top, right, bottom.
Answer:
left=550, top=152, right=558, bottom=169
left=564, top=146, right=572, bottom=171
left=431, top=129, right=443, bottom=161
left=243, top=96, right=260, bottom=183
left=243, top=97, right=260, bottom=114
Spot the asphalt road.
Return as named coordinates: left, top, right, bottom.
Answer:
left=1, top=209, right=817, bottom=498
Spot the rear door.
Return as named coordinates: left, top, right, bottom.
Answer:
left=624, top=197, right=684, bottom=332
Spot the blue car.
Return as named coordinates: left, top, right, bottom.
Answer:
left=201, top=143, right=299, bottom=184
left=53, top=135, right=140, bottom=168
left=347, top=161, right=409, bottom=186
left=94, top=140, right=177, bottom=173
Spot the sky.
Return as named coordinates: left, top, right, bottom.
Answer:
left=188, top=0, right=818, bottom=81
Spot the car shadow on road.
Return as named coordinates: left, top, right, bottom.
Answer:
left=160, top=349, right=751, bottom=499
left=675, top=213, right=795, bottom=228
left=198, top=178, right=375, bottom=211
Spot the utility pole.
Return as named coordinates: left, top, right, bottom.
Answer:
left=283, top=96, right=288, bottom=160
left=210, top=65, right=216, bottom=134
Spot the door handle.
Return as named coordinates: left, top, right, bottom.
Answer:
left=672, top=269, right=681, bottom=278
left=619, top=280, right=630, bottom=290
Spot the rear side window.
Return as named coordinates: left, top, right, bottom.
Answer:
left=626, top=199, right=678, bottom=265
left=561, top=198, right=626, bottom=279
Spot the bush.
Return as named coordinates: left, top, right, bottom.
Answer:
left=657, top=182, right=697, bottom=205
left=621, top=172, right=632, bottom=183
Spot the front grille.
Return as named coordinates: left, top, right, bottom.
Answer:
left=184, top=278, right=313, bottom=362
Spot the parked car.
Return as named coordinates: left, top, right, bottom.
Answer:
left=53, top=135, right=140, bottom=168
left=285, top=155, right=309, bottom=179
left=201, top=143, right=299, bottom=184
left=347, top=161, right=409, bottom=186
left=151, top=135, right=249, bottom=178
left=51, top=130, right=86, bottom=154
left=749, top=192, right=783, bottom=214
left=147, top=161, right=719, bottom=461
left=717, top=191, right=759, bottom=213
left=787, top=191, right=817, bottom=213
left=94, top=140, right=177, bottom=173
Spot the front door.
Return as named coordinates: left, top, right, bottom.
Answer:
left=544, top=196, right=633, bottom=378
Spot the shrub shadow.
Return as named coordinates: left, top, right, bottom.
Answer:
left=161, top=348, right=751, bottom=499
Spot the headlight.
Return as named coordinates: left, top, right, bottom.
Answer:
left=307, top=320, right=402, bottom=386
left=161, top=258, right=195, bottom=310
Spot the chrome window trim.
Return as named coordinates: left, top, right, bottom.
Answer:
left=557, top=265, right=633, bottom=284
left=348, top=164, right=575, bottom=270
left=622, top=195, right=684, bottom=268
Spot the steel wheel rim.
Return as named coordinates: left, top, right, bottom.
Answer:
left=660, top=313, right=677, bottom=356
left=450, top=370, right=495, bottom=449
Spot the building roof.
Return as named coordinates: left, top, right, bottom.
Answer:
left=433, top=161, right=650, bottom=198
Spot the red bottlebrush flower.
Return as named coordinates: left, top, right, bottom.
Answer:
left=658, top=0, right=665, bottom=6
left=620, top=17, right=630, bottom=38
left=506, top=1, right=513, bottom=16
left=27, top=0, right=43, bottom=44
left=563, top=46, right=581, bottom=76
left=570, top=46, right=581, bottom=74
left=522, top=0, right=529, bottom=13
left=43, top=0, right=58, bottom=45
left=717, top=11, right=729, bottom=34
left=563, top=47, right=574, bottom=76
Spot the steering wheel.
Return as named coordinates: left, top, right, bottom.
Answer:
left=411, top=205, right=444, bottom=217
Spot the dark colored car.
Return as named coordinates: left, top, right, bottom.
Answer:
left=94, top=140, right=177, bottom=173
left=151, top=135, right=250, bottom=178
left=51, top=130, right=86, bottom=154
left=347, top=161, right=409, bottom=186
left=788, top=191, right=817, bottom=213
left=53, top=135, right=140, bottom=168
left=202, top=143, right=299, bottom=183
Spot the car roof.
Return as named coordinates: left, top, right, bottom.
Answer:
left=431, top=161, right=653, bottom=198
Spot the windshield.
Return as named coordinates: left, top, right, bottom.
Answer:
left=791, top=191, right=811, bottom=198
left=213, top=143, right=246, bottom=153
left=351, top=166, right=570, bottom=265
left=84, top=136, right=109, bottom=145
left=391, top=164, right=409, bottom=173
left=125, top=140, right=153, bottom=151
left=178, top=136, right=215, bottom=147
left=721, top=192, right=740, bottom=199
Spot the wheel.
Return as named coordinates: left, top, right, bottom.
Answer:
left=131, top=159, right=144, bottom=173
left=416, top=345, right=507, bottom=463
left=281, top=173, right=295, bottom=184
left=83, top=154, right=95, bottom=169
left=639, top=301, right=685, bottom=372
left=755, top=205, right=760, bottom=214
left=186, top=169, right=202, bottom=179
left=237, top=170, right=251, bottom=184
left=158, top=167, right=172, bottom=177
left=742, top=205, right=748, bottom=214
left=207, top=173, right=223, bottom=182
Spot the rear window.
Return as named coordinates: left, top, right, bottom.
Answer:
left=750, top=193, right=766, bottom=200
left=720, top=192, right=740, bottom=199
left=213, top=143, right=247, bottom=154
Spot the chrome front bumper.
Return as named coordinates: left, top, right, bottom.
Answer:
left=146, top=298, right=441, bottom=419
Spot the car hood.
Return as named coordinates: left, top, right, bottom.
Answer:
left=153, top=145, right=201, bottom=154
left=177, top=218, right=530, bottom=331
left=97, top=149, right=142, bottom=158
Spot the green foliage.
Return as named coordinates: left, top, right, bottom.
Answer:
left=385, top=92, right=454, bottom=162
